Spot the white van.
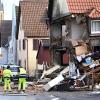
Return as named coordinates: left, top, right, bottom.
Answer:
left=0, top=64, right=20, bottom=76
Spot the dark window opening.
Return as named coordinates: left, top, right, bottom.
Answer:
left=33, top=39, right=39, bottom=50
left=93, top=46, right=100, bottom=52
left=24, top=60, right=26, bottom=70
left=23, top=39, right=26, bottom=50
left=18, top=60, right=21, bottom=66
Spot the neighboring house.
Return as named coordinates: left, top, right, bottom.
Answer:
left=0, top=20, right=12, bottom=64
left=8, top=5, right=19, bottom=64
left=16, top=0, right=49, bottom=76
left=47, top=0, right=100, bottom=66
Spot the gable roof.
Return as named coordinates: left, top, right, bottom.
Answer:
left=89, top=7, right=100, bottom=18
left=67, top=0, right=100, bottom=18
left=19, top=0, right=49, bottom=37
left=67, top=0, right=100, bottom=13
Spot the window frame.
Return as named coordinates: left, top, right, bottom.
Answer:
left=91, top=20, right=100, bottom=34
left=33, top=39, right=39, bottom=50
left=19, top=40, right=21, bottom=51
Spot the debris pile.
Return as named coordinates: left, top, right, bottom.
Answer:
left=32, top=42, right=100, bottom=92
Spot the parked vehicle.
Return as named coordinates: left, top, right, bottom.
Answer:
left=0, top=64, right=20, bottom=82
left=0, top=64, right=31, bottom=82
left=0, top=64, right=20, bottom=76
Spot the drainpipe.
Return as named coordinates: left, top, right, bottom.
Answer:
left=35, top=59, right=38, bottom=81
left=25, top=38, right=29, bottom=74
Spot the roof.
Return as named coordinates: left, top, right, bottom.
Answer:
left=89, top=7, right=100, bottom=18
left=67, top=0, right=100, bottom=18
left=19, top=0, right=49, bottom=37
left=0, top=20, right=12, bottom=46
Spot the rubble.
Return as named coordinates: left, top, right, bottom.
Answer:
left=43, top=74, right=64, bottom=91
left=40, top=65, right=60, bottom=79
left=33, top=41, right=100, bottom=92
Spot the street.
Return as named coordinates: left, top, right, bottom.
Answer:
left=0, top=91, right=100, bottom=100
left=0, top=93, right=59, bottom=100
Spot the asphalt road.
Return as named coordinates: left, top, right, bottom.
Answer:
left=46, top=91, right=100, bottom=100
left=0, top=91, right=100, bottom=100
left=0, top=93, right=59, bottom=100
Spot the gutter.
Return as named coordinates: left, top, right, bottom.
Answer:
left=49, top=13, right=71, bottom=24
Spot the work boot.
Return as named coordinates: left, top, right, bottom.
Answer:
left=22, top=90, right=25, bottom=93
left=18, top=90, right=21, bottom=93
left=3, top=90, right=6, bottom=95
left=8, top=90, right=12, bottom=93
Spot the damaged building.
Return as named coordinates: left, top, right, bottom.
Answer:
left=48, top=0, right=100, bottom=65
left=42, top=0, right=100, bottom=91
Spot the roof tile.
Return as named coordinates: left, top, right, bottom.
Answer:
left=20, top=0, right=49, bottom=37
left=67, top=0, right=100, bottom=15
left=89, top=7, right=100, bottom=18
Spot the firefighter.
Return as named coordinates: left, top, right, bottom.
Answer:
left=3, top=65, right=12, bottom=92
left=18, top=66, right=27, bottom=93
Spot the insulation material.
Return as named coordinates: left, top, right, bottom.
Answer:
left=75, top=44, right=88, bottom=56
left=60, top=66, right=69, bottom=75
left=40, top=65, right=60, bottom=79
left=71, top=41, right=79, bottom=47
left=43, top=75, right=64, bottom=91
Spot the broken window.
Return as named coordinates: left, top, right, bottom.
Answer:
left=91, top=39, right=100, bottom=52
left=92, top=46, right=100, bottom=52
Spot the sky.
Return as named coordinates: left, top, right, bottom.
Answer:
left=1, top=0, right=20, bottom=20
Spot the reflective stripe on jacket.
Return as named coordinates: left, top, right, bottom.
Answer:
left=19, top=68, right=27, bottom=78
